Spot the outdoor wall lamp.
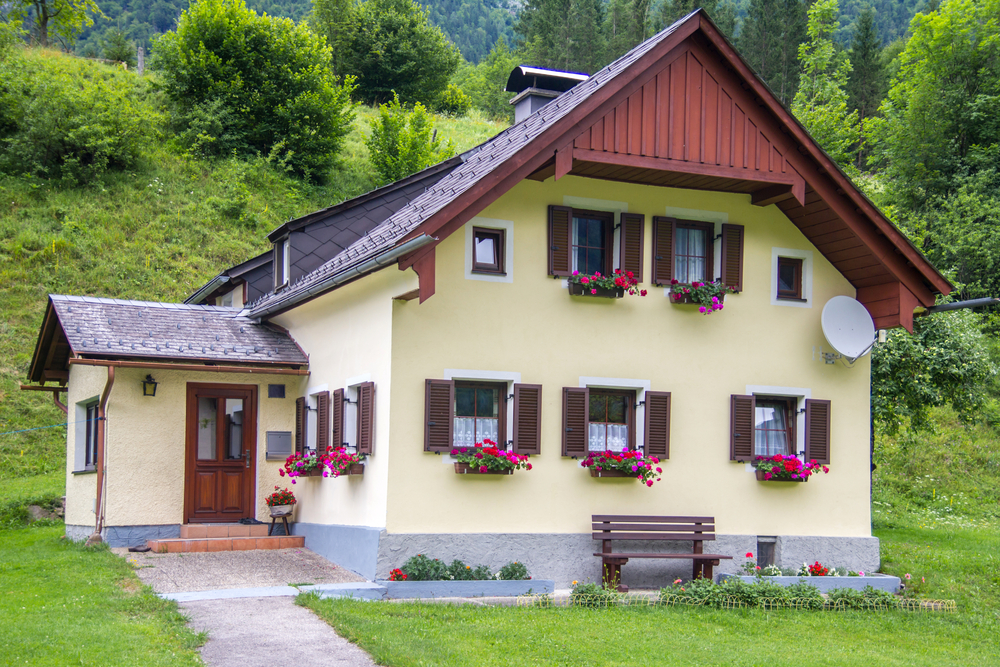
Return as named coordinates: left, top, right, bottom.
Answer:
left=142, top=374, right=158, bottom=397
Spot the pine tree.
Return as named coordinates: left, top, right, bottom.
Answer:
left=712, top=0, right=737, bottom=39
left=516, top=0, right=606, bottom=73
left=847, top=6, right=886, bottom=121
left=605, top=0, right=651, bottom=62
left=311, top=0, right=354, bottom=79
left=652, top=0, right=716, bottom=32
left=738, top=0, right=807, bottom=105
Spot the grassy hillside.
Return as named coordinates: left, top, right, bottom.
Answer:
left=0, top=49, right=506, bottom=486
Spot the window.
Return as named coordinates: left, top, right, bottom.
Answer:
left=673, top=221, right=714, bottom=283
left=777, top=257, right=803, bottom=300
left=572, top=210, right=613, bottom=275
left=274, top=238, right=290, bottom=289
left=588, top=389, right=635, bottom=452
left=472, top=227, right=505, bottom=274
left=454, top=382, right=505, bottom=447
left=84, top=401, right=98, bottom=471
left=754, top=397, right=796, bottom=457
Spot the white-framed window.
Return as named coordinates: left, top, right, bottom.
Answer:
left=444, top=369, right=519, bottom=450
left=563, top=196, right=628, bottom=275
left=659, top=207, right=728, bottom=295
left=465, top=217, right=514, bottom=283
left=73, top=398, right=100, bottom=473
left=579, top=376, right=651, bottom=453
left=746, top=384, right=810, bottom=460
left=274, top=237, right=291, bottom=289
left=771, top=248, right=813, bottom=308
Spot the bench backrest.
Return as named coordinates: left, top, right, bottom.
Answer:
left=592, top=515, right=717, bottom=542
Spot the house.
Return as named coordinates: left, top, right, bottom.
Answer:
left=26, top=10, right=951, bottom=587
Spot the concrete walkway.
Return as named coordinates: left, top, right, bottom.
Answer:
left=181, top=596, right=376, bottom=667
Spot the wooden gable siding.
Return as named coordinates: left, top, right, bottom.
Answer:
left=570, top=47, right=802, bottom=202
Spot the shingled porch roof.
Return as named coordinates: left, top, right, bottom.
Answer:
left=246, top=9, right=951, bottom=331
left=28, top=295, right=308, bottom=385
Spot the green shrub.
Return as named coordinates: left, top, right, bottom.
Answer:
left=401, top=554, right=449, bottom=581
left=436, top=83, right=471, bottom=116
left=571, top=582, right=620, bottom=608
left=0, top=50, right=159, bottom=183
left=498, top=561, right=530, bottom=580
left=470, top=564, right=493, bottom=580
left=155, top=0, right=355, bottom=179
left=447, top=559, right=477, bottom=580
left=367, top=94, right=454, bottom=185
left=103, top=29, right=136, bottom=67
left=785, top=582, right=825, bottom=609
left=828, top=585, right=897, bottom=610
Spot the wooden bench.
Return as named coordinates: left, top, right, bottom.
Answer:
left=592, top=515, right=733, bottom=591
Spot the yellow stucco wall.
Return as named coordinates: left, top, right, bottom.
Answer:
left=64, top=363, right=301, bottom=528
left=385, top=176, right=872, bottom=538
left=270, top=266, right=417, bottom=529
left=65, top=364, right=107, bottom=527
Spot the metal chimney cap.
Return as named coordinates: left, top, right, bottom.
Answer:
left=505, top=66, right=589, bottom=94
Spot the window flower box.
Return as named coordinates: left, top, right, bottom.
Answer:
left=580, top=450, right=662, bottom=487
left=568, top=269, right=646, bottom=299
left=455, top=462, right=512, bottom=475
left=753, top=455, right=828, bottom=482
left=589, top=468, right=632, bottom=478
left=669, top=280, right=734, bottom=314
left=322, top=446, right=366, bottom=477
left=568, top=282, right=623, bottom=298
left=279, top=451, right=324, bottom=482
left=451, top=440, right=532, bottom=475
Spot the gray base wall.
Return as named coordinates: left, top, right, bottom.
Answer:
left=374, top=533, right=881, bottom=588
left=65, top=523, right=180, bottom=547
left=292, top=522, right=383, bottom=581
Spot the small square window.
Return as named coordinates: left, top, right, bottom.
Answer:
left=777, top=257, right=803, bottom=300
left=453, top=381, right=506, bottom=447
left=588, top=389, right=635, bottom=452
left=472, top=228, right=505, bottom=274
left=268, top=384, right=285, bottom=399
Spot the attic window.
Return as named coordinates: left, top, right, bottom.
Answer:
left=274, top=238, right=290, bottom=289
left=472, top=228, right=505, bottom=274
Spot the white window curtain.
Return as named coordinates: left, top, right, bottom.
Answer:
left=754, top=404, right=788, bottom=457
left=675, top=227, right=707, bottom=283
left=588, top=423, right=628, bottom=452
left=454, top=417, right=498, bottom=447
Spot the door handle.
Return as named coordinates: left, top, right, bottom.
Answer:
left=245, top=449, right=251, bottom=469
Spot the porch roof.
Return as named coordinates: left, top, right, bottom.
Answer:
left=28, top=295, right=308, bottom=384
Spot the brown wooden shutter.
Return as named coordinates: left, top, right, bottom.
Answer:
left=651, top=217, right=676, bottom=286
left=720, top=223, right=744, bottom=291
left=512, top=384, right=542, bottom=456
left=424, top=379, right=454, bottom=452
left=548, top=205, right=573, bottom=277
left=356, top=382, right=375, bottom=454
left=618, top=213, right=645, bottom=281
left=316, top=391, right=330, bottom=452
left=332, top=388, right=345, bottom=448
left=294, top=397, right=306, bottom=454
left=730, top=394, right=755, bottom=461
left=804, top=399, right=831, bottom=464
left=643, top=391, right=671, bottom=459
left=562, top=387, right=589, bottom=457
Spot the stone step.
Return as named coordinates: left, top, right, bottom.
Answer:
left=147, top=535, right=304, bottom=553
left=180, top=523, right=269, bottom=538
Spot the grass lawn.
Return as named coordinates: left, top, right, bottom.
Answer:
left=0, top=525, right=205, bottom=666
left=302, top=518, right=1000, bottom=667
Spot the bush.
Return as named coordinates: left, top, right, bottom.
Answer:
left=155, top=0, right=355, bottom=179
left=827, top=585, right=897, bottom=610
left=498, top=561, right=530, bottom=580
left=0, top=50, right=159, bottom=183
left=571, top=582, right=621, bottom=608
left=436, top=83, right=471, bottom=116
left=446, top=559, right=477, bottom=580
left=367, top=94, right=454, bottom=185
left=103, top=29, right=136, bottom=67
left=400, top=554, right=449, bottom=581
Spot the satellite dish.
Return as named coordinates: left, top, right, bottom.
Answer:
left=821, top=296, right=876, bottom=362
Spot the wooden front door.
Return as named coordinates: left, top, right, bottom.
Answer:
left=185, top=383, right=257, bottom=523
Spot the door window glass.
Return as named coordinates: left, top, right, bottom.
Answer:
left=197, top=397, right=217, bottom=460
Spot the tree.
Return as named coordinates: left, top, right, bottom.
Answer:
left=7, top=0, right=101, bottom=47
left=345, top=0, right=460, bottom=106
left=847, top=6, right=886, bottom=121
left=310, top=0, right=354, bottom=78
left=652, top=0, right=715, bottom=32
left=367, top=94, right=455, bottom=185
left=604, top=0, right=650, bottom=62
left=738, top=0, right=807, bottom=105
left=452, top=36, right=518, bottom=121
left=872, top=309, right=996, bottom=434
left=155, top=0, right=355, bottom=178
left=515, top=0, right=606, bottom=74
left=791, top=0, right=860, bottom=167
left=102, top=29, right=135, bottom=67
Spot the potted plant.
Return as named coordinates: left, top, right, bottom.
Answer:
left=451, top=439, right=532, bottom=475
left=568, top=269, right=647, bottom=298
left=279, top=451, right=324, bottom=483
left=669, top=279, right=734, bottom=313
left=265, top=486, right=296, bottom=517
left=753, top=454, right=829, bottom=482
left=322, top=446, right=366, bottom=476
left=580, top=450, right=662, bottom=487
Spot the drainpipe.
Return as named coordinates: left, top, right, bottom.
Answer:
left=87, top=366, right=115, bottom=545
left=52, top=392, right=67, bottom=415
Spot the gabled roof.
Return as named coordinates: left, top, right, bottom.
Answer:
left=28, top=295, right=308, bottom=383
left=246, top=10, right=951, bottom=324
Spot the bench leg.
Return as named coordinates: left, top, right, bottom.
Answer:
left=704, top=559, right=719, bottom=581
left=602, top=558, right=628, bottom=593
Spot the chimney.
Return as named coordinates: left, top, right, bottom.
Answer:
left=505, top=66, right=589, bottom=123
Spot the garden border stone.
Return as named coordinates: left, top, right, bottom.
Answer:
left=377, top=579, right=554, bottom=599
left=716, top=573, right=901, bottom=593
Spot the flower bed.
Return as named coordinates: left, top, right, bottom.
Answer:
left=716, top=573, right=901, bottom=593
left=378, top=579, right=553, bottom=599
left=580, top=450, right=662, bottom=486
left=451, top=440, right=531, bottom=474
